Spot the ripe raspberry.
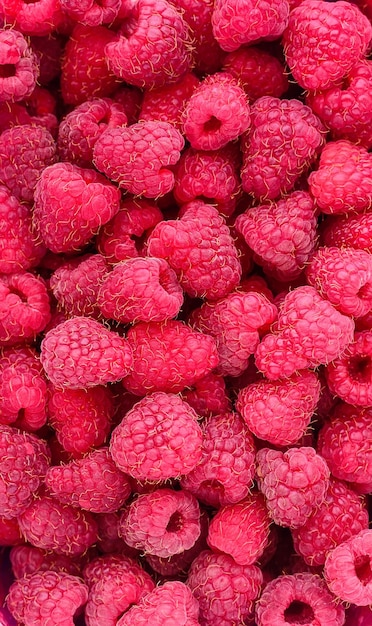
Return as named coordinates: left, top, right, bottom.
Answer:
left=326, top=331, right=372, bottom=406
left=223, top=46, right=289, bottom=102
left=0, top=517, right=22, bottom=546
left=181, top=372, right=231, bottom=418
left=255, top=572, right=345, bottom=626
left=292, top=478, right=369, bottom=567
left=322, top=212, right=372, bottom=253
left=122, top=320, right=219, bottom=395
left=18, top=493, right=98, bottom=557
left=236, top=371, right=320, bottom=446
left=187, top=550, right=262, bottom=626
left=105, top=0, right=193, bottom=89
left=147, top=201, right=241, bottom=300
left=119, top=488, right=201, bottom=558
left=60, top=0, right=121, bottom=26
left=241, top=98, right=325, bottom=201
left=29, top=34, right=62, bottom=85
left=48, top=385, right=114, bottom=457
left=10, top=545, right=82, bottom=578
left=181, top=412, right=256, bottom=508
left=95, top=511, right=133, bottom=555
left=117, top=581, right=199, bottom=626
left=7, top=571, right=88, bottom=626
left=0, top=0, right=63, bottom=35
left=57, top=98, right=128, bottom=167
left=33, top=162, right=121, bottom=254
left=41, top=317, right=133, bottom=389
left=0, top=29, right=39, bottom=103
left=255, top=286, right=355, bottom=380
left=308, top=141, right=372, bottom=215
left=0, top=425, right=50, bottom=519
left=110, top=392, right=203, bottom=481
left=140, top=73, right=199, bottom=131
left=212, top=0, right=289, bottom=52
left=0, top=272, right=51, bottom=346
left=325, top=529, right=372, bottom=606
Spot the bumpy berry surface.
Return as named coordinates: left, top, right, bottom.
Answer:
left=326, top=331, right=372, bottom=406
left=139, top=72, right=199, bottom=131
left=0, top=29, right=39, bottom=102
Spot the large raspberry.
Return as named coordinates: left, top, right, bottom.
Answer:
left=0, top=29, right=39, bottom=103
left=181, top=373, right=231, bottom=418
left=326, top=331, right=372, bottom=406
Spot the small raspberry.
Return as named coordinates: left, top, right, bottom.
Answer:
left=322, top=212, right=372, bottom=253
left=181, top=372, right=231, bottom=418
left=110, top=392, right=203, bottom=481
left=119, top=488, right=201, bottom=558
left=60, top=0, right=121, bottom=26
left=0, top=0, right=63, bottom=35
left=0, top=517, right=22, bottom=546
left=10, top=545, right=82, bottom=578
left=0, top=29, right=39, bottom=103
left=140, top=72, right=199, bottom=131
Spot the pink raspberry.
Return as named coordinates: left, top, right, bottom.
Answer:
left=29, top=34, right=62, bottom=85
left=241, top=98, right=325, bottom=201
left=255, top=572, right=345, bottom=626
left=140, top=72, right=199, bottom=131
left=0, top=425, right=50, bottom=519
left=322, top=212, right=372, bottom=253
left=60, top=0, right=121, bottom=26
left=119, top=488, right=201, bottom=558
left=212, top=0, right=289, bottom=52
left=181, top=372, right=231, bottom=418
left=182, top=72, right=250, bottom=151
left=48, top=384, right=114, bottom=456
left=255, top=286, right=355, bottom=380
left=147, top=201, right=241, bottom=300
left=325, top=529, right=372, bottom=606
left=0, top=517, right=22, bottom=546
left=0, top=29, right=39, bottom=103
left=110, top=392, right=203, bottom=481
left=7, top=571, right=88, bottom=626
left=292, top=478, right=369, bottom=567
left=95, top=511, right=133, bottom=555
left=105, top=0, right=193, bottom=89
left=236, top=371, right=320, bottom=446
left=57, top=98, right=128, bottom=167
left=326, top=331, right=372, bottom=406
left=0, top=0, right=63, bottom=35
left=33, top=162, right=121, bottom=254
left=122, top=320, right=219, bottom=395
left=10, top=545, right=83, bottom=578
left=181, top=412, right=256, bottom=508
left=187, top=550, right=262, bottom=626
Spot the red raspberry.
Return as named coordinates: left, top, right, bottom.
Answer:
left=29, top=34, right=62, bottom=85
left=223, top=46, right=289, bottom=101
left=325, top=529, right=372, bottom=606
left=0, top=29, right=39, bottom=103
left=0, top=0, right=63, bottom=35
left=98, top=257, right=183, bottom=323
left=236, top=371, right=320, bottom=446
left=119, top=488, right=201, bottom=558
left=0, top=272, right=51, bottom=346
left=34, top=163, right=121, bottom=254
left=308, top=140, right=372, bottom=215
left=147, top=201, right=241, bottom=300
left=117, top=581, right=199, bottom=626
left=0, top=425, right=50, bottom=519
left=7, top=571, right=88, bottom=626
left=41, top=317, right=133, bottom=389
left=57, top=98, right=128, bottom=167
left=212, top=0, right=289, bottom=52
left=140, top=73, right=199, bottom=131
left=322, top=212, right=372, bottom=253
left=95, top=511, right=133, bottom=555
left=181, top=372, right=231, bottom=418
left=255, top=572, right=345, bottom=626
left=181, top=412, right=256, bottom=508
left=241, top=98, right=325, bottom=201
left=292, top=478, right=369, bottom=567
left=60, top=0, right=121, bottom=26
left=0, top=517, right=22, bottom=546
left=122, top=320, right=219, bottom=395
left=191, top=291, right=277, bottom=377
left=18, top=493, right=98, bottom=557
left=110, top=392, right=203, bottom=481
left=61, top=25, right=120, bottom=106
left=105, top=0, right=193, bottom=89
left=326, top=331, right=372, bottom=406
left=255, top=286, right=355, bottom=380
left=187, top=550, right=262, bottom=626
left=10, top=545, right=83, bottom=578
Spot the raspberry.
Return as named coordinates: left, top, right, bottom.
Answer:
left=147, top=201, right=241, bottom=300
left=29, top=34, right=62, bottom=85
left=181, top=372, right=231, bottom=418
left=0, top=0, right=63, bottom=35
left=57, top=98, right=128, bottom=167
left=122, top=320, right=219, bottom=395
left=119, top=488, right=201, bottom=558
left=60, top=0, right=121, bottom=26
left=308, top=140, right=372, bottom=215
left=236, top=371, right=320, bottom=446
left=255, top=286, right=355, bottom=380
left=0, top=425, right=50, bottom=519
left=187, top=550, right=262, bottom=626
left=255, top=572, right=345, bottom=626
left=322, top=212, right=372, bottom=253
left=33, top=162, right=121, bottom=254
left=117, top=581, right=199, bottom=626
left=293, top=478, right=369, bottom=567
left=95, top=511, right=132, bottom=555
left=241, top=98, right=325, bottom=201
left=0, top=29, right=39, bottom=103
left=10, top=545, right=82, bottom=578
left=140, top=72, right=199, bottom=131
left=18, top=493, right=98, bottom=557
left=7, top=571, right=88, bottom=626
left=325, top=529, right=372, bottom=606
left=110, top=392, right=203, bottom=481
left=41, top=317, right=133, bottom=389
left=0, top=517, right=22, bottom=546
left=182, top=72, right=250, bottom=151
left=112, top=85, right=143, bottom=125
left=0, top=272, right=51, bottom=346
left=207, top=493, right=270, bottom=566
left=105, top=0, right=193, bottom=89
left=326, top=331, right=372, bottom=406
left=181, top=412, right=256, bottom=508
left=212, top=0, right=289, bottom=52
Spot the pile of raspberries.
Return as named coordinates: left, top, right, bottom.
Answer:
left=1, top=0, right=372, bottom=624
